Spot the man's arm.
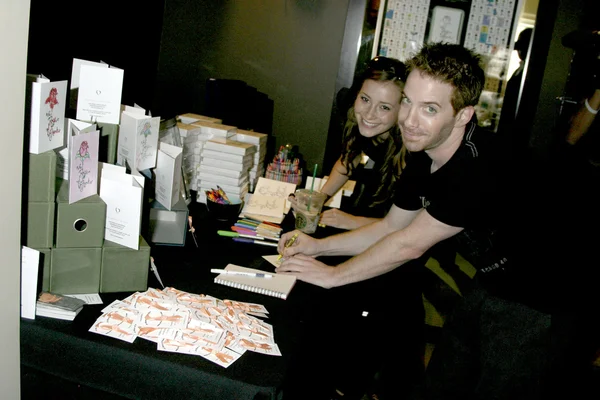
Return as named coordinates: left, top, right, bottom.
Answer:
left=328, top=209, right=463, bottom=287
left=316, top=204, right=420, bottom=256
left=277, top=206, right=463, bottom=288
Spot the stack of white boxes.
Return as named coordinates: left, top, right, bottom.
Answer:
left=176, top=113, right=238, bottom=192
left=230, top=129, right=268, bottom=193
left=177, top=122, right=206, bottom=192
left=196, top=138, right=257, bottom=204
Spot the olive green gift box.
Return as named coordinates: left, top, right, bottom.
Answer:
left=26, top=202, right=55, bottom=248
left=55, top=180, right=107, bottom=248
left=100, top=236, right=150, bottom=293
left=27, top=150, right=56, bottom=202
left=50, top=247, right=102, bottom=294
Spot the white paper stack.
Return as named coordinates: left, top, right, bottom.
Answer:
left=177, top=112, right=222, bottom=125
left=189, top=120, right=238, bottom=139
left=231, top=129, right=268, bottom=192
left=196, top=138, right=257, bottom=204
left=177, top=122, right=213, bottom=191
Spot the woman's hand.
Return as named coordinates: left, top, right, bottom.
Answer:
left=319, top=209, right=362, bottom=230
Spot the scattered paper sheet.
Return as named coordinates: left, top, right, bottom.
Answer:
left=89, top=287, right=282, bottom=368
left=262, top=255, right=282, bottom=268
left=65, top=293, right=104, bottom=305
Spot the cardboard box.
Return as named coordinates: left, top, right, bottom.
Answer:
left=147, top=198, right=189, bottom=246
left=100, top=236, right=150, bottom=293
left=50, top=247, right=102, bottom=294
left=27, top=150, right=57, bottom=202
left=26, top=202, right=55, bottom=248
left=55, top=180, right=107, bottom=248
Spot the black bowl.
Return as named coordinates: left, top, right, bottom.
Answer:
left=206, top=195, right=244, bottom=221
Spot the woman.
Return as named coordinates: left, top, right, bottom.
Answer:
left=318, top=56, right=407, bottom=230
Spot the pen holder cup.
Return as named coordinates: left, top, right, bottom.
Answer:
left=206, top=195, right=244, bottom=222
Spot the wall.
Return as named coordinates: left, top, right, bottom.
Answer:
left=0, top=0, right=29, bottom=396
left=527, top=0, right=585, bottom=157
left=155, top=0, right=351, bottom=174
left=26, top=0, right=165, bottom=111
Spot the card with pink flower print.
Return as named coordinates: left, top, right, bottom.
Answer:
left=26, top=74, right=67, bottom=154
left=68, top=127, right=99, bottom=204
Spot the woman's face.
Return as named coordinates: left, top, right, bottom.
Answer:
left=354, top=79, right=402, bottom=138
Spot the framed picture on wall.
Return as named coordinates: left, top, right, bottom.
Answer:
left=428, top=6, right=465, bottom=44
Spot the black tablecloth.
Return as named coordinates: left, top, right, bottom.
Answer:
left=20, top=204, right=318, bottom=400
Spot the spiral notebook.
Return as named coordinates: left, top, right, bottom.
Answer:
left=213, top=264, right=296, bottom=300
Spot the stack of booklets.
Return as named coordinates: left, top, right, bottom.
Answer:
left=177, top=112, right=222, bottom=125
left=189, top=120, right=238, bottom=138
left=177, top=122, right=210, bottom=192
left=230, top=129, right=268, bottom=192
left=36, top=292, right=86, bottom=321
left=196, top=138, right=257, bottom=204
left=176, top=113, right=231, bottom=193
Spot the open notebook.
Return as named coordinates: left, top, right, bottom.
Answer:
left=213, top=264, right=296, bottom=300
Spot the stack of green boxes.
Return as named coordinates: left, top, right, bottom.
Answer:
left=26, top=150, right=57, bottom=291
left=26, top=147, right=151, bottom=295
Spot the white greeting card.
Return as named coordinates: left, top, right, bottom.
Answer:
left=76, top=63, right=124, bottom=124
left=68, top=127, right=100, bottom=204
left=118, top=110, right=160, bottom=171
left=253, top=177, right=297, bottom=214
left=20, top=246, right=40, bottom=320
left=57, top=119, right=97, bottom=180
left=99, top=163, right=145, bottom=250
left=27, top=75, right=67, bottom=154
left=154, top=142, right=183, bottom=210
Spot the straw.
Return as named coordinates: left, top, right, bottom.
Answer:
left=307, top=163, right=318, bottom=211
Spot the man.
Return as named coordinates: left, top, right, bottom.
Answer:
left=278, top=43, right=503, bottom=400
left=278, top=42, right=494, bottom=293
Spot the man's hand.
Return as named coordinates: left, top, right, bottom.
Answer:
left=276, top=254, right=339, bottom=288
left=277, top=230, right=320, bottom=258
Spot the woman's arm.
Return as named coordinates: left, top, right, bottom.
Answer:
left=319, top=208, right=381, bottom=230
left=319, top=156, right=361, bottom=196
left=566, top=88, right=600, bottom=145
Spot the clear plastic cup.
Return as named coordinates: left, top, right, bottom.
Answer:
left=293, top=189, right=327, bottom=234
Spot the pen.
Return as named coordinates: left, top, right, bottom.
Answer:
left=232, top=237, right=279, bottom=247
left=210, top=268, right=273, bottom=278
left=217, top=230, right=280, bottom=242
left=150, top=257, right=165, bottom=289
left=278, top=232, right=299, bottom=261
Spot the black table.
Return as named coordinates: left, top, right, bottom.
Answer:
left=20, top=205, right=321, bottom=400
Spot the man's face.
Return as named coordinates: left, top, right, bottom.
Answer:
left=398, top=70, right=459, bottom=153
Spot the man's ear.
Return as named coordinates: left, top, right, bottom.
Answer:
left=455, top=106, right=475, bottom=128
